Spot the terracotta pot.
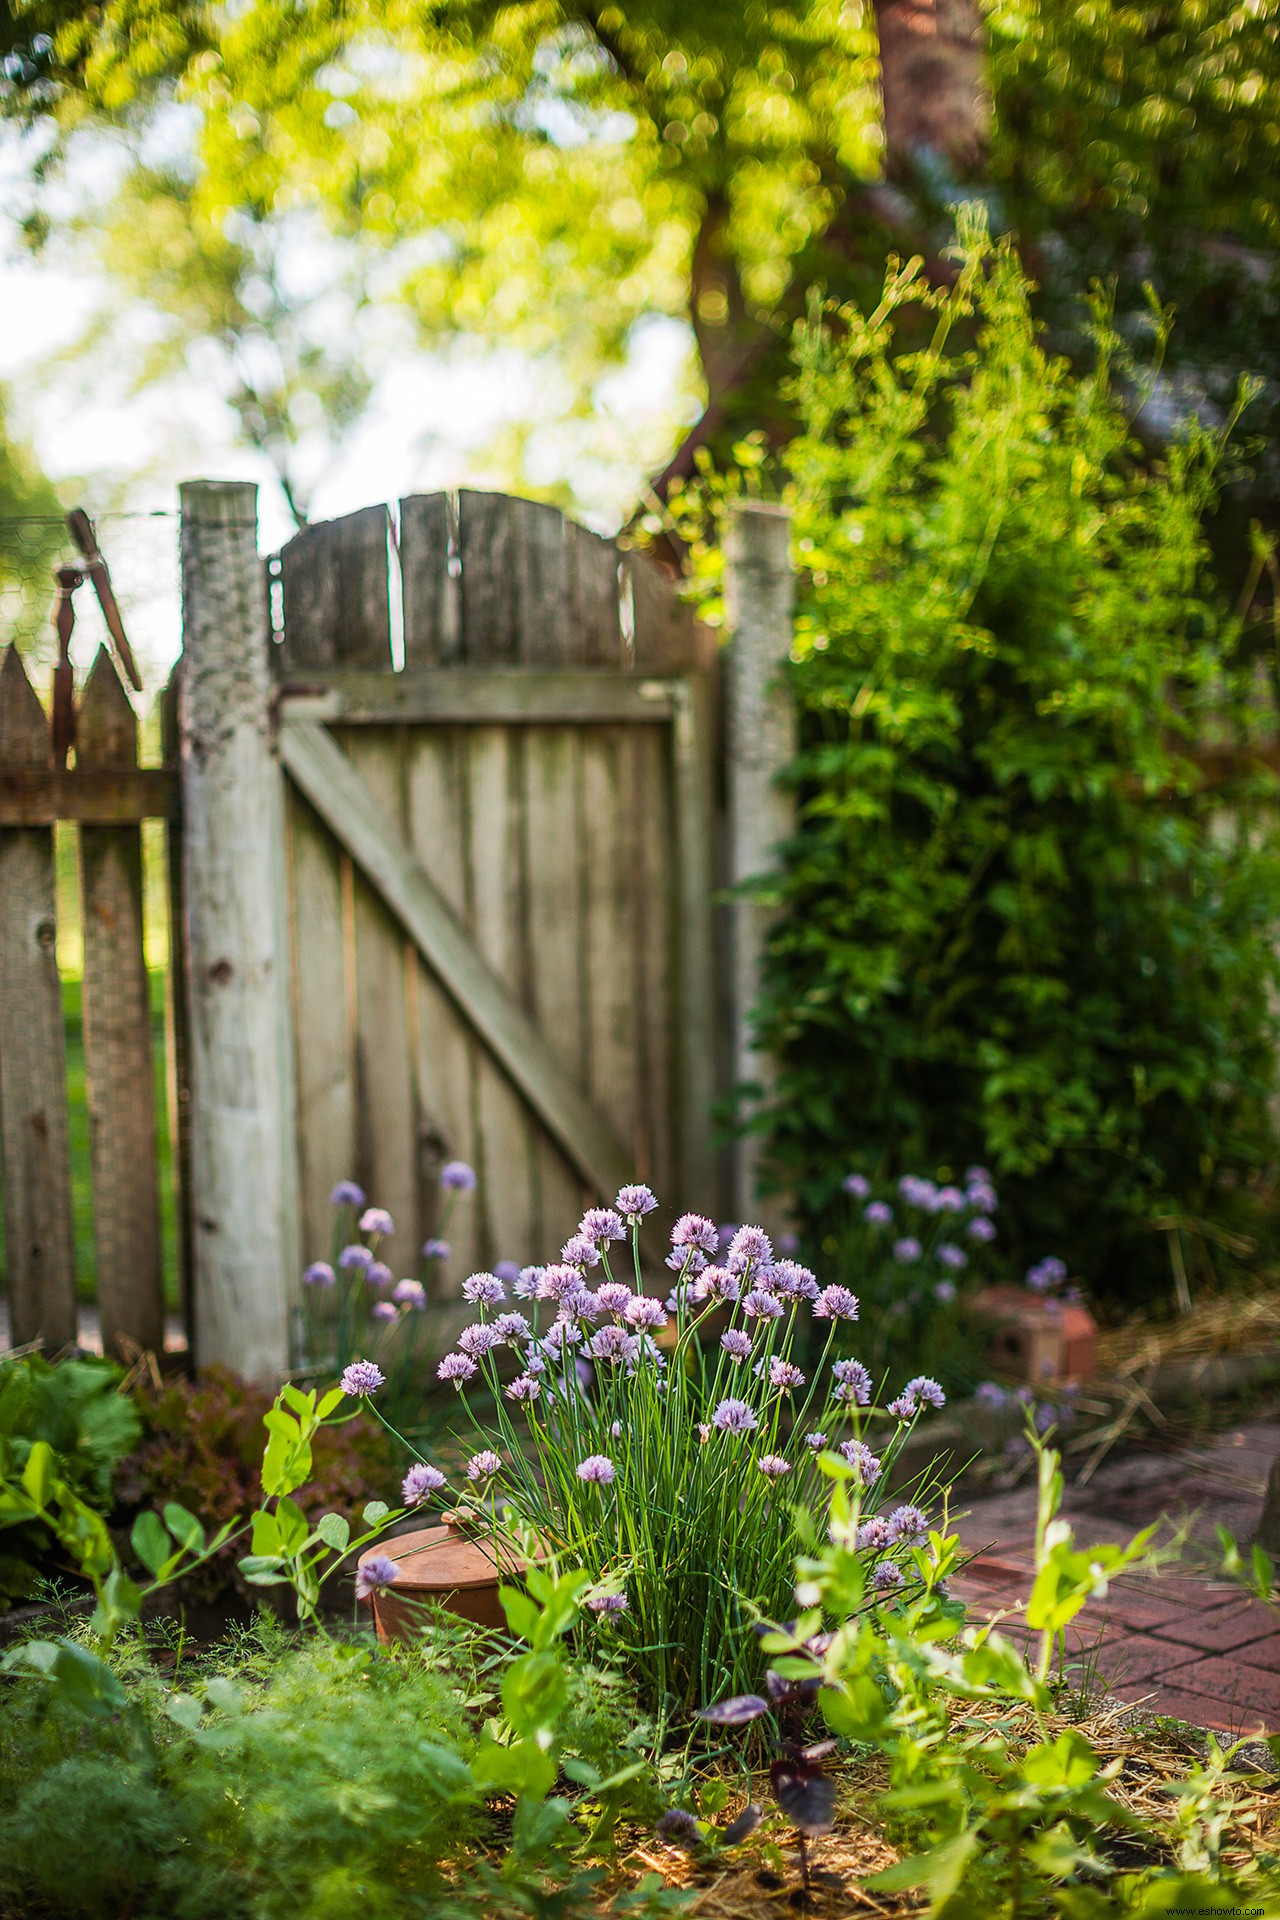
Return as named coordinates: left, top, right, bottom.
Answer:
left=970, top=1285, right=1097, bottom=1385
left=356, top=1524, right=524, bottom=1643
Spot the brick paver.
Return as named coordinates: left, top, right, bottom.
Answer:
left=953, top=1418, right=1280, bottom=1736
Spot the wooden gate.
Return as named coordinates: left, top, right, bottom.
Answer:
left=269, top=492, right=722, bottom=1293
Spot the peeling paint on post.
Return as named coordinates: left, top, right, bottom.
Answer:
left=179, top=481, right=298, bottom=1377
left=724, top=503, right=796, bottom=1227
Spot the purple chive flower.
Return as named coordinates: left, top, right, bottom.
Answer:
left=873, top=1561, right=906, bottom=1592
left=513, top=1265, right=542, bottom=1299
left=936, top=1186, right=965, bottom=1213
left=769, top=1358, right=806, bottom=1393
left=437, top=1352, right=478, bottom=1387
left=595, top=1282, right=634, bottom=1315
left=462, top=1272, right=506, bottom=1308
left=813, top=1284, right=860, bottom=1321
left=616, top=1183, right=658, bottom=1224
left=1034, top=1402, right=1059, bottom=1434
left=892, top=1237, right=922, bottom=1264
left=579, top=1207, right=626, bottom=1246
left=711, top=1397, right=757, bottom=1434
left=720, top=1329, right=752, bottom=1364
left=330, top=1181, right=365, bottom=1208
left=864, top=1201, right=893, bottom=1226
left=624, top=1295, right=667, bottom=1331
left=742, top=1288, right=784, bottom=1320
left=393, top=1278, right=426, bottom=1307
left=541, top=1320, right=582, bottom=1355
left=366, top=1260, right=393, bottom=1289
left=757, top=1453, right=791, bottom=1478
left=832, top=1358, right=872, bottom=1405
left=466, top=1450, right=502, bottom=1480
left=493, top=1260, right=521, bottom=1284
left=934, top=1279, right=957, bottom=1304
left=840, top=1439, right=882, bottom=1483
left=422, top=1238, right=451, bottom=1260
left=576, top=1454, right=616, bottom=1485
left=671, top=1213, right=719, bottom=1260
left=559, top=1284, right=602, bottom=1323
left=493, top=1311, right=531, bottom=1345
left=561, top=1234, right=602, bottom=1270
left=587, top=1591, right=628, bottom=1617
left=340, top=1359, right=385, bottom=1397
left=967, top=1215, right=997, bottom=1243
left=886, top=1504, right=928, bottom=1544
left=339, top=1244, right=375, bottom=1272
left=371, top=1301, right=398, bottom=1323
left=538, top=1263, right=583, bottom=1302
left=457, top=1322, right=504, bottom=1357
left=1027, top=1256, right=1068, bottom=1293
left=694, top=1265, right=742, bottom=1305
left=355, top=1555, right=400, bottom=1601
left=441, top=1160, right=476, bottom=1191
left=726, top=1226, right=773, bottom=1274
left=936, top=1243, right=967, bottom=1271
left=965, top=1165, right=992, bottom=1185
left=769, top=1260, right=819, bottom=1301
left=402, top=1462, right=446, bottom=1505
left=888, top=1375, right=945, bottom=1418
left=777, top=1231, right=800, bottom=1255
left=806, top=1430, right=828, bottom=1450
left=588, top=1324, right=635, bottom=1365
left=975, top=1381, right=1007, bottom=1408
left=303, top=1261, right=335, bottom=1288
left=656, top=1809, right=701, bottom=1849
left=505, top=1373, right=542, bottom=1403
left=898, top=1175, right=938, bottom=1209
left=842, top=1173, right=871, bottom=1199
left=359, top=1207, right=394, bottom=1237
left=857, top=1517, right=892, bottom=1552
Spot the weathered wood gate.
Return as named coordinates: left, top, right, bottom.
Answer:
left=1, top=483, right=793, bottom=1379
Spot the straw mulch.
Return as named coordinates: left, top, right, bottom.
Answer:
left=595, top=1695, right=1280, bottom=1916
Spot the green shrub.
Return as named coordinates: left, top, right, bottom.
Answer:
left=756, top=213, right=1280, bottom=1305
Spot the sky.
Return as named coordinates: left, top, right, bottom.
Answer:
left=0, top=125, right=692, bottom=693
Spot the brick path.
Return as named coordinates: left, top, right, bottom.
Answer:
left=950, top=1418, right=1280, bottom=1736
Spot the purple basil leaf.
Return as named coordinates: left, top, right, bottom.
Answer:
left=803, top=1739, right=838, bottom=1762
left=770, top=1758, right=836, bottom=1835
left=721, top=1802, right=764, bottom=1847
left=698, top=1694, right=770, bottom=1726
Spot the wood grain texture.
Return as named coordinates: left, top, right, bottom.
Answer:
left=626, top=550, right=714, bottom=674
left=280, top=719, right=632, bottom=1199
left=278, top=668, right=675, bottom=727
left=458, top=492, right=520, bottom=664
left=0, top=767, right=174, bottom=824
left=287, top=783, right=357, bottom=1275
left=180, top=480, right=297, bottom=1378
left=279, top=505, right=392, bottom=672
left=0, top=645, right=77, bottom=1349
left=159, top=663, right=193, bottom=1342
left=398, top=493, right=460, bottom=667
left=77, top=650, right=164, bottom=1356
left=568, top=522, right=623, bottom=665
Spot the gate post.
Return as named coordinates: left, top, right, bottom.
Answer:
left=179, top=481, right=297, bottom=1377
left=724, top=502, right=795, bottom=1226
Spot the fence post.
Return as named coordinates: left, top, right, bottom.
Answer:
left=0, top=646, right=77, bottom=1350
left=179, top=481, right=297, bottom=1378
left=723, top=502, right=795, bottom=1226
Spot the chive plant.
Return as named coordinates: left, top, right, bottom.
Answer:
left=346, top=1186, right=953, bottom=1720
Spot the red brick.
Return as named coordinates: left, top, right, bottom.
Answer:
left=1152, top=1600, right=1275, bottom=1653
left=1091, top=1634, right=1204, bottom=1687
left=1132, top=1684, right=1267, bottom=1736
left=1160, top=1655, right=1280, bottom=1730
left=1214, top=1630, right=1280, bottom=1674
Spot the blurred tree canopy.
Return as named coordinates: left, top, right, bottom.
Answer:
left=1, top=3, right=1276, bottom=521
left=0, top=388, right=63, bottom=650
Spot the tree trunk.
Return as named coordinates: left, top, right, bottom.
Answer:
left=872, top=0, right=989, bottom=175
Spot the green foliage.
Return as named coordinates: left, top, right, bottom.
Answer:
left=0, top=1352, right=142, bottom=1605
left=724, top=1427, right=1279, bottom=1915
left=115, top=1365, right=392, bottom=1605
left=756, top=214, right=1280, bottom=1303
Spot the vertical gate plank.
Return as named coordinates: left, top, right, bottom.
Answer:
left=511, top=499, right=570, bottom=666
left=278, top=506, right=392, bottom=672
left=466, top=725, right=537, bottom=1270
left=340, top=727, right=418, bottom=1281
left=458, top=492, right=519, bottom=663
left=287, top=786, right=356, bottom=1271
left=160, top=663, right=193, bottom=1345
left=404, top=728, right=482, bottom=1289
left=567, top=522, right=622, bottom=665
left=580, top=729, right=640, bottom=1165
left=77, top=650, right=164, bottom=1356
left=0, top=646, right=76, bottom=1350
left=398, top=493, right=460, bottom=667
left=627, top=550, right=713, bottom=674
left=631, top=724, right=675, bottom=1196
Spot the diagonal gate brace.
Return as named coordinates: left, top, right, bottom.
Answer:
left=279, top=719, right=632, bottom=1201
